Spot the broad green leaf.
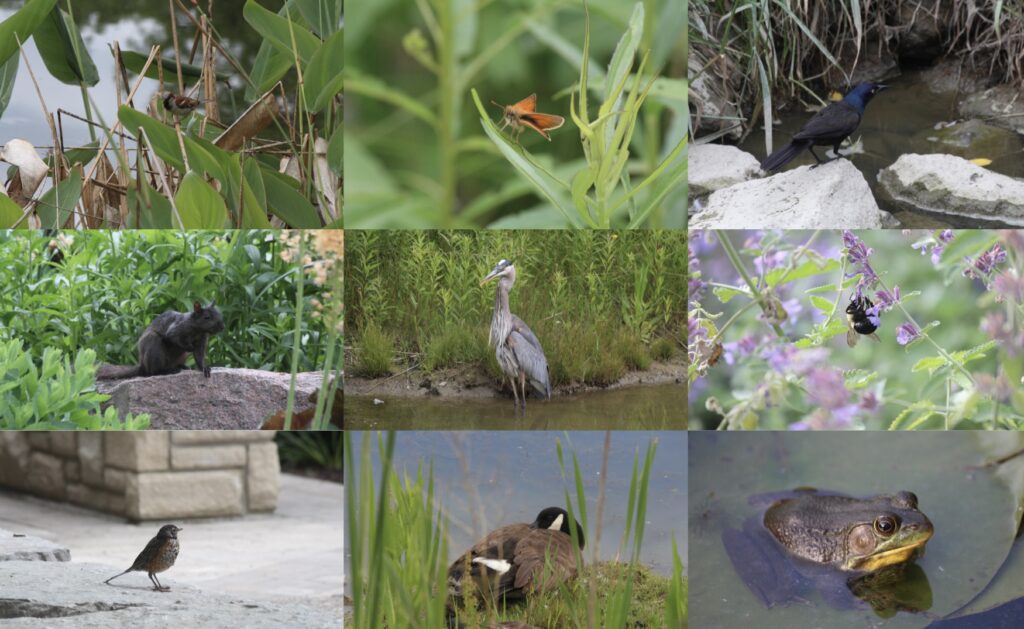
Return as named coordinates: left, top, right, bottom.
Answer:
left=36, top=169, right=82, bottom=228
left=240, top=157, right=272, bottom=228
left=295, top=0, right=341, bottom=38
left=570, top=168, right=595, bottom=223
left=32, top=6, right=98, bottom=86
left=263, top=169, right=321, bottom=227
left=0, top=0, right=58, bottom=67
left=117, top=105, right=184, bottom=170
left=182, top=135, right=227, bottom=183
left=125, top=177, right=172, bottom=228
left=303, top=28, right=342, bottom=112
left=244, top=0, right=320, bottom=64
left=0, top=191, right=23, bottom=228
left=120, top=50, right=202, bottom=81
left=624, top=136, right=686, bottom=228
left=471, top=88, right=579, bottom=227
left=0, top=54, right=17, bottom=119
left=174, top=171, right=228, bottom=229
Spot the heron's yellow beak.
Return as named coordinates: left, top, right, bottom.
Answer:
left=480, top=272, right=498, bottom=286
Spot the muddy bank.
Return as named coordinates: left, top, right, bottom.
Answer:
left=346, top=360, right=686, bottom=400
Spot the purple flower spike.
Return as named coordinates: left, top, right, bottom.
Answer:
left=964, top=244, right=1007, bottom=280
left=843, top=231, right=878, bottom=287
left=874, top=286, right=901, bottom=309
left=896, top=322, right=920, bottom=346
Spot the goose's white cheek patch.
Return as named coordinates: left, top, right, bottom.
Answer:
left=550, top=514, right=563, bottom=530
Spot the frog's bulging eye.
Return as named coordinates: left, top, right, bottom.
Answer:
left=874, top=515, right=898, bottom=537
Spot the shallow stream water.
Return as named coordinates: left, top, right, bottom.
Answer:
left=739, top=69, right=1024, bottom=227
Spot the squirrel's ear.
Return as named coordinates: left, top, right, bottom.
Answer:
left=193, top=301, right=201, bottom=312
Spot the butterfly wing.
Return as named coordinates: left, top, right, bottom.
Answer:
left=512, top=93, right=538, bottom=113
left=520, top=113, right=565, bottom=140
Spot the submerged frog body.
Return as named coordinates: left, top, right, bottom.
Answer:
left=723, top=489, right=935, bottom=614
left=763, top=490, right=934, bottom=572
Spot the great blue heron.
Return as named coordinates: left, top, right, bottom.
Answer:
left=480, top=259, right=551, bottom=409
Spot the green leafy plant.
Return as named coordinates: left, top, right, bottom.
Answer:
left=0, top=339, right=149, bottom=429
left=346, top=0, right=684, bottom=227
left=0, top=0, right=342, bottom=229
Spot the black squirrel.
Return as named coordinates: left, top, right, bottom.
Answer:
left=96, top=302, right=225, bottom=379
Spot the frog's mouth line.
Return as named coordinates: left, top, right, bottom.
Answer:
left=849, top=535, right=932, bottom=572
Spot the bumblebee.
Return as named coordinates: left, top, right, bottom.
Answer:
left=846, top=294, right=881, bottom=347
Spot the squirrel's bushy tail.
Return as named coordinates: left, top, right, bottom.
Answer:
left=96, top=364, right=141, bottom=380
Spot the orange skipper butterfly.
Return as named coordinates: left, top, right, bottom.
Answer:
left=491, top=93, right=565, bottom=142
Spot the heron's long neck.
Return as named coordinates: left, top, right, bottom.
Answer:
left=490, top=280, right=512, bottom=347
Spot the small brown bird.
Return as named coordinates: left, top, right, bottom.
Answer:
left=162, top=93, right=199, bottom=117
left=104, top=524, right=182, bottom=592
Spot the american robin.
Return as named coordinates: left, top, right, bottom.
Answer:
left=104, top=524, right=182, bottom=592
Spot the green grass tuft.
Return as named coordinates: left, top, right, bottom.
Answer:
left=651, top=337, right=676, bottom=361
left=421, top=324, right=486, bottom=371
left=355, top=322, right=395, bottom=377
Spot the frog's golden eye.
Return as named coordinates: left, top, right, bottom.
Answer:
left=874, top=515, right=898, bottom=537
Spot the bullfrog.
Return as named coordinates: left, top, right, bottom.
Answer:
left=763, top=489, right=934, bottom=572
left=723, top=489, right=935, bottom=615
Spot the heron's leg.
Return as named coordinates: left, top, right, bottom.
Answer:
left=508, top=375, right=520, bottom=408
left=519, top=371, right=527, bottom=410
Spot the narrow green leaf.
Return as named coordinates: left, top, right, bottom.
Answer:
left=912, top=356, right=947, bottom=374
left=174, top=171, right=228, bottom=229
left=120, top=50, right=202, bottom=81
left=327, top=123, right=342, bottom=177
left=603, top=2, right=643, bottom=108
left=346, top=70, right=436, bottom=127
left=470, top=88, right=579, bottom=227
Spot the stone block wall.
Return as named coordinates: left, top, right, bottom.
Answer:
left=0, top=431, right=280, bottom=521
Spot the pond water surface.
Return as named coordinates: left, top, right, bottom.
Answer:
left=347, top=430, right=687, bottom=577
left=346, top=382, right=686, bottom=430
left=689, top=432, right=1020, bottom=628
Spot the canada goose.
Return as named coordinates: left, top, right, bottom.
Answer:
left=448, top=507, right=584, bottom=602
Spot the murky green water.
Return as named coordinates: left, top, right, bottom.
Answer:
left=689, top=432, right=1022, bottom=628
left=345, top=383, right=686, bottom=430
left=347, top=431, right=687, bottom=577
left=740, top=70, right=1024, bottom=227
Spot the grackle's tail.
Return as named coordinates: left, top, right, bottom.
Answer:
left=760, top=140, right=809, bottom=172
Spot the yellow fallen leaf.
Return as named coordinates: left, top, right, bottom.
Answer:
left=970, top=158, right=993, bottom=167
left=829, top=91, right=843, bottom=102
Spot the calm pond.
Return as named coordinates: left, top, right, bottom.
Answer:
left=347, top=430, right=687, bottom=577
left=689, top=432, right=1022, bottom=628
left=346, top=383, right=686, bottom=430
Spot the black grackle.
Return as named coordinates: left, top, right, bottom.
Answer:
left=760, top=82, right=887, bottom=172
